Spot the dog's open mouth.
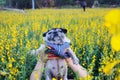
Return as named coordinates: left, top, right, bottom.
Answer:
left=54, top=36, right=61, bottom=40
left=54, top=36, right=63, bottom=44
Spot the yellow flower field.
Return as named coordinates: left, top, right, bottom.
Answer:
left=0, top=8, right=120, bottom=80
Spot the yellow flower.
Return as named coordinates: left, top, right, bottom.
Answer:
left=10, top=68, right=18, bottom=75
left=105, top=9, right=120, bottom=25
left=111, top=35, right=120, bottom=51
left=104, top=9, right=120, bottom=34
left=1, top=57, right=5, bottom=63
left=34, top=71, right=39, bottom=80
left=104, top=22, right=112, bottom=28
left=8, top=63, right=12, bottom=68
left=52, top=78, right=56, bottom=80
left=11, top=58, right=16, bottom=62
left=114, top=76, right=120, bottom=80
left=118, top=68, right=120, bottom=73
left=79, top=75, right=93, bottom=80
left=0, top=71, right=7, bottom=76
left=8, top=74, right=12, bottom=79
left=6, top=44, right=10, bottom=50
left=103, top=60, right=119, bottom=75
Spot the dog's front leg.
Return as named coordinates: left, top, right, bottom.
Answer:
left=63, top=78, right=68, bottom=80
left=45, top=70, right=51, bottom=80
left=45, top=76, right=51, bottom=80
left=63, top=70, right=68, bottom=80
left=67, top=48, right=79, bottom=65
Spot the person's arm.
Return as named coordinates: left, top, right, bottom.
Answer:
left=30, top=44, right=47, bottom=80
left=30, top=60, right=45, bottom=80
left=66, top=48, right=79, bottom=64
left=65, top=58, right=88, bottom=78
left=65, top=48, right=88, bottom=78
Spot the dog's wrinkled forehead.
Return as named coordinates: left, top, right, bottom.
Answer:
left=43, top=28, right=67, bottom=37
left=48, top=28, right=61, bottom=33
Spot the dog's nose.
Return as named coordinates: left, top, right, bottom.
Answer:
left=54, top=32, right=58, bottom=36
left=53, top=32, right=57, bottom=34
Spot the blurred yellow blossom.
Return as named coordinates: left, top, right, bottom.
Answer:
left=1, top=57, right=5, bottom=63
left=111, top=35, right=120, bottom=51
left=104, top=9, right=120, bottom=34
left=114, top=76, right=120, bottom=80
left=103, top=60, right=120, bottom=75
left=34, top=71, right=39, bottom=80
left=52, top=78, right=56, bottom=80
left=8, top=74, right=12, bottom=79
left=79, top=75, right=93, bottom=80
left=105, top=9, right=120, bottom=25
left=8, top=63, right=12, bottom=68
left=52, top=78, right=62, bottom=80
left=11, top=58, right=16, bottom=62
left=0, top=71, right=7, bottom=76
left=10, top=68, right=18, bottom=75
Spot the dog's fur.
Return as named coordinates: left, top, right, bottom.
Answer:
left=31, top=28, right=79, bottom=80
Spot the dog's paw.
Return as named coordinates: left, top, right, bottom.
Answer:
left=38, top=44, right=45, bottom=50
left=36, top=44, right=45, bottom=55
left=72, top=58, right=79, bottom=65
left=30, top=49, right=36, bottom=55
left=30, top=44, right=45, bottom=55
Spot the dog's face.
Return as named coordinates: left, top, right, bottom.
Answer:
left=43, top=28, right=70, bottom=44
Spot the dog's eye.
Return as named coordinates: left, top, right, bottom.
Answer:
left=48, top=32, right=52, bottom=34
left=60, top=31, right=62, bottom=33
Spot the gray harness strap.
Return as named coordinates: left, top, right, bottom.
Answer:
left=45, top=42, right=70, bottom=58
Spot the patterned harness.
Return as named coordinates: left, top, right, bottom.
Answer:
left=45, top=42, right=70, bottom=59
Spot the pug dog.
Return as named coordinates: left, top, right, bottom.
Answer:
left=31, top=28, right=79, bottom=80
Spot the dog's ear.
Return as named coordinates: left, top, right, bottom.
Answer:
left=43, top=32, right=46, bottom=37
left=61, top=28, right=67, bottom=34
